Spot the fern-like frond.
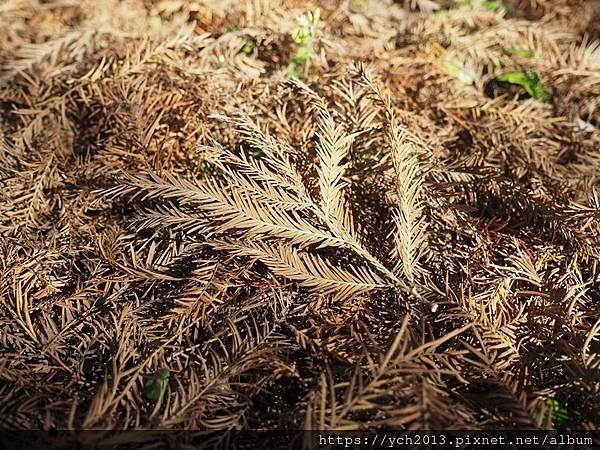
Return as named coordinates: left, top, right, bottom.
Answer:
left=216, top=113, right=304, bottom=189
left=352, top=63, right=430, bottom=287
left=212, top=240, right=388, bottom=302
left=104, top=172, right=344, bottom=248
left=104, top=107, right=418, bottom=299
left=390, top=139, right=428, bottom=283
left=288, top=79, right=357, bottom=232
left=200, top=141, right=312, bottom=211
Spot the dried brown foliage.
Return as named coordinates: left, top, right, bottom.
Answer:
left=0, top=0, right=599, bottom=437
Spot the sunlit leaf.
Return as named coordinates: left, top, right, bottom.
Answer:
left=496, top=70, right=552, bottom=102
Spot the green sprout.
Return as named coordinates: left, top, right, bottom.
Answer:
left=354, top=0, right=368, bottom=7
left=532, top=398, right=569, bottom=430
left=496, top=69, right=552, bottom=102
left=242, top=39, right=254, bottom=56
left=505, top=46, right=538, bottom=58
left=458, top=0, right=504, bottom=10
left=226, top=25, right=254, bottom=56
left=482, top=0, right=503, bottom=9
left=546, top=399, right=569, bottom=424
left=106, top=371, right=114, bottom=387
left=143, top=368, right=170, bottom=403
left=152, top=228, right=168, bottom=242
left=288, top=8, right=320, bottom=79
left=149, top=15, right=162, bottom=30
left=200, top=161, right=211, bottom=172
left=443, top=59, right=476, bottom=86
left=359, top=147, right=383, bottom=162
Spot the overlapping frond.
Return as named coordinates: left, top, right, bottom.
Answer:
left=103, top=103, right=416, bottom=300
left=389, top=139, right=428, bottom=282
left=104, top=171, right=344, bottom=248
left=353, top=63, right=430, bottom=285
left=213, top=240, right=388, bottom=302
left=288, top=79, right=357, bottom=232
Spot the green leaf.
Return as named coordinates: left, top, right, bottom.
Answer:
left=496, top=69, right=552, bottom=102
left=443, top=60, right=475, bottom=85
left=546, top=399, right=569, bottom=423
left=307, top=9, right=320, bottom=27
left=531, top=397, right=569, bottom=428
left=143, top=368, right=169, bottom=403
left=482, top=0, right=503, bottom=10
left=457, top=0, right=503, bottom=9
left=242, top=40, right=254, bottom=55
left=292, top=27, right=310, bottom=45
left=359, top=147, right=383, bottom=162
left=289, top=9, right=320, bottom=79
left=287, top=64, right=301, bottom=79
left=505, top=47, right=537, bottom=58
left=149, top=15, right=162, bottom=30
left=152, top=228, right=168, bottom=242
left=497, top=71, right=526, bottom=84
left=293, top=46, right=310, bottom=64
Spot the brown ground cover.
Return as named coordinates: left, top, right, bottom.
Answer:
left=0, top=0, right=599, bottom=437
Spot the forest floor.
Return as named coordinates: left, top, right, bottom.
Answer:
left=1, top=0, right=599, bottom=442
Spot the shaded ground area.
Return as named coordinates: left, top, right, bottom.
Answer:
left=0, top=0, right=599, bottom=436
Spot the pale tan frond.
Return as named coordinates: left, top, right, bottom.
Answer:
left=278, top=79, right=416, bottom=297
left=214, top=113, right=305, bottom=190
left=104, top=172, right=345, bottom=248
left=569, top=36, right=600, bottom=72
left=331, top=78, right=380, bottom=131
left=212, top=240, right=389, bottom=302
left=200, top=142, right=311, bottom=211
left=131, top=205, right=209, bottom=235
left=352, top=63, right=429, bottom=285
left=287, top=78, right=357, bottom=232
left=390, top=139, right=428, bottom=282
left=352, top=62, right=433, bottom=151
